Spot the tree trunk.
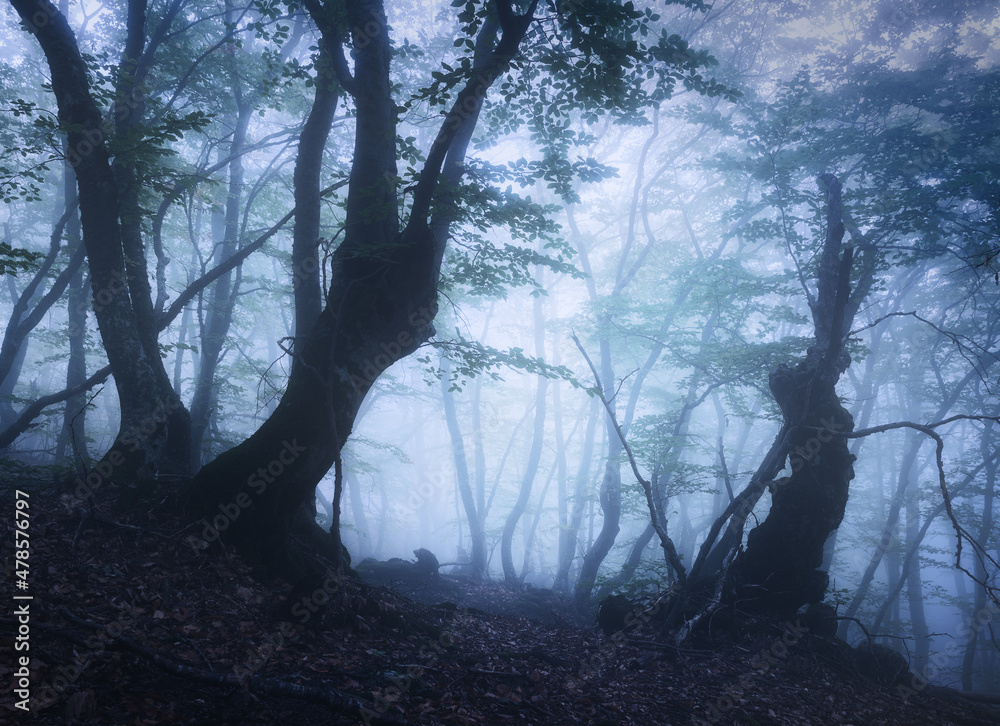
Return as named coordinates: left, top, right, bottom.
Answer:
left=555, top=396, right=597, bottom=592
left=292, top=41, right=339, bottom=356
left=282, top=17, right=341, bottom=543
left=0, top=276, right=29, bottom=431
left=10, top=0, right=189, bottom=481
left=56, top=162, right=88, bottom=464
left=345, top=469, right=372, bottom=560
left=822, top=324, right=885, bottom=570
left=722, top=175, right=857, bottom=618
left=597, top=523, right=654, bottom=599
left=181, top=228, right=438, bottom=572
left=904, top=483, right=929, bottom=672
left=182, top=0, right=538, bottom=575
left=441, top=357, right=488, bottom=577
left=114, top=0, right=191, bottom=474
left=963, top=420, right=996, bottom=690
left=172, top=303, right=192, bottom=396
left=519, top=457, right=558, bottom=582
left=502, top=275, right=548, bottom=582
left=574, top=414, right=622, bottom=608
left=725, top=358, right=855, bottom=616
left=472, top=376, right=488, bottom=532
left=885, top=520, right=902, bottom=629
left=552, top=375, right=569, bottom=580
left=189, top=101, right=252, bottom=470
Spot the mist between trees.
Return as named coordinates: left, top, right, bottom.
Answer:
left=2, top=0, right=999, bottom=701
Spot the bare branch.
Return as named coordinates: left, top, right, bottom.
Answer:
left=848, top=310, right=1000, bottom=392
left=572, top=331, right=687, bottom=584
left=825, top=415, right=1000, bottom=609
left=0, top=365, right=112, bottom=450
left=158, top=179, right=347, bottom=328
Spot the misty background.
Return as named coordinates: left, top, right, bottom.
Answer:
left=2, top=0, right=999, bottom=693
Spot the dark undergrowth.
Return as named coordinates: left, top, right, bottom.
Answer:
left=2, top=472, right=999, bottom=725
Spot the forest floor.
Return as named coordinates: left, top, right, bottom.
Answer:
left=3, top=477, right=1000, bottom=726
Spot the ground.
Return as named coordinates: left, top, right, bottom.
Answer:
left=2, top=476, right=999, bottom=725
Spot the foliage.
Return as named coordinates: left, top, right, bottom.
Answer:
left=0, top=240, right=42, bottom=275
left=423, top=336, right=584, bottom=391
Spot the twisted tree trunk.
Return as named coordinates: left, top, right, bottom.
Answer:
left=723, top=175, right=856, bottom=618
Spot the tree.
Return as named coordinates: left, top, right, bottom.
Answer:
left=9, top=0, right=192, bottom=479
left=177, top=0, right=735, bottom=576
left=440, top=353, right=489, bottom=577
left=664, top=42, right=1000, bottom=635
left=500, top=266, right=548, bottom=583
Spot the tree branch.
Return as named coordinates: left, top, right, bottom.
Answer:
left=826, top=415, right=1000, bottom=609
left=848, top=310, right=1000, bottom=391
left=158, top=179, right=347, bottom=328
left=301, top=0, right=357, bottom=96
left=0, top=365, right=112, bottom=450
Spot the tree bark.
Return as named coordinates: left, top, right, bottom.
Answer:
left=291, top=41, right=339, bottom=355
left=963, top=420, right=996, bottom=690
left=114, top=0, right=191, bottom=474
left=0, top=276, right=29, bottom=431
left=822, top=320, right=886, bottom=570
left=345, top=469, right=371, bottom=559
left=522, top=457, right=560, bottom=580
left=555, top=396, right=597, bottom=592
left=574, top=375, right=622, bottom=609
left=188, top=100, right=252, bottom=470
left=597, top=523, right=654, bottom=599
left=904, top=481, right=929, bottom=671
